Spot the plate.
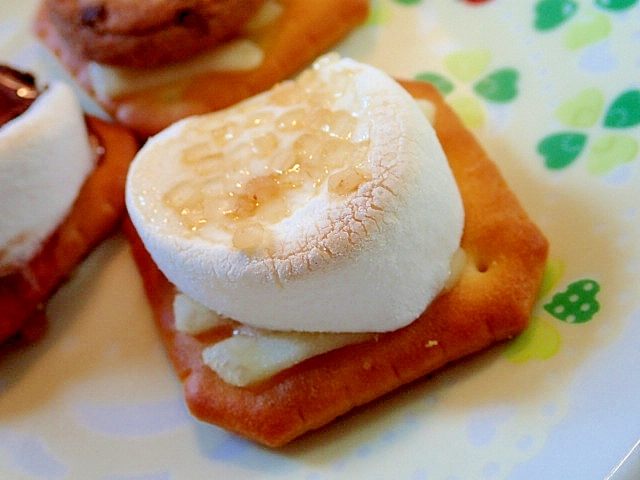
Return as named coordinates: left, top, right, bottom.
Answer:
left=1, top=1, right=639, bottom=479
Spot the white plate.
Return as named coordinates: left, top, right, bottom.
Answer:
left=1, top=1, right=639, bottom=479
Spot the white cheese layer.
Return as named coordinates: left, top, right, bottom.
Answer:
left=173, top=290, right=374, bottom=386
left=203, top=326, right=374, bottom=387
left=173, top=292, right=228, bottom=335
left=126, top=55, right=464, bottom=333
left=0, top=82, right=94, bottom=274
left=89, top=39, right=264, bottom=100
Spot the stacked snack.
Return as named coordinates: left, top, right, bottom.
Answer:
left=34, top=0, right=370, bottom=137
left=0, top=65, right=138, bottom=343
left=0, top=66, right=93, bottom=276
left=43, top=0, right=270, bottom=69
left=124, top=56, right=549, bottom=447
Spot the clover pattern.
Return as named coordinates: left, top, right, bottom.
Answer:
left=415, top=49, right=519, bottom=128
left=366, top=0, right=617, bottom=364
left=370, top=0, right=496, bottom=26
left=537, top=89, right=640, bottom=178
left=534, top=0, right=638, bottom=49
left=503, top=258, right=602, bottom=363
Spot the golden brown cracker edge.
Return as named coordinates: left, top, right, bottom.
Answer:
left=34, top=0, right=370, bottom=138
left=0, top=116, right=139, bottom=343
left=123, top=80, right=549, bottom=447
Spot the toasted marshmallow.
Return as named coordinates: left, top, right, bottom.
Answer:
left=88, top=0, right=284, bottom=99
left=0, top=81, right=94, bottom=274
left=126, top=55, right=464, bottom=333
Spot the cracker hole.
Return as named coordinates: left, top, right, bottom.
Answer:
left=475, top=260, right=489, bottom=273
left=467, top=251, right=490, bottom=274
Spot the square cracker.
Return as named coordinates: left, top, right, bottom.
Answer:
left=34, top=0, right=370, bottom=138
left=0, top=116, right=139, bottom=344
left=123, top=80, right=549, bottom=447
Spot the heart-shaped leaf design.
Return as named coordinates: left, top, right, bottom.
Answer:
left=443, top=49, right=491, bottom=82
left=503, top=316, right=562, bottom=363
left=555, top=88, right=604, bottom=127
left=534, top=0, right=579, bottom=31
left=595, top=0, right=638, bottom=10
left=587, top=133, right=639, bottom=175
left=538, top=132, right=587, bottom=169
left=603, top=90, right=640, bottom=128
left=414, top=72, right=455, bottom=95
left=473, top=68, right=519, bottom=103
left=538, top=258, right=566, bottom=300
left=564, top=11, right=611, bottom=50
left=448, top=94, right=486, bottom=128
left=367, top=1, right=393, bottom=26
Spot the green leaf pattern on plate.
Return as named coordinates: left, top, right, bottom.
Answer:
left=587, top=134, right=639, bottom=175
left=448, top=95, right=486, bottom=128
left=415, top=49, right=519, bottom=128
left=603, top=90, right=640, bottom=128
left=367, top=0, right=393, bottom=26
left=473, top=69, right=519, bottom=103
left=538, top=258, right=566, bottom=300
left=595, top=0, right=639, bottom=10
left=505, top=259, right=603, bottom=363
left=503, top=316, right=562, bottom=363
left=564, top=11, right=611, bottom=49
left=537, top=132, right=588, bottom=169
left=444, top=49, right=492, bottom=83
left=534, top=0, right=636, bottom=48
left=534, top=0, right=579, bottom=31
left=555, top=88, right=604, bottom=128
left=539, top=88, right=640, bottom=174
left=393, top=1, right=623, bottom=366
left=414, top=73, right=454, bottom=95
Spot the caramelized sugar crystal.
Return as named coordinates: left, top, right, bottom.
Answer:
left=251, top=132, right=279, bottom=157
left=162, top=61, right=372, bottom=250
left=312, top=108, right=357, bottom=140
left=209, top=122, right=238, bottom=146
left=276, top=108, right=307, bottom=131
